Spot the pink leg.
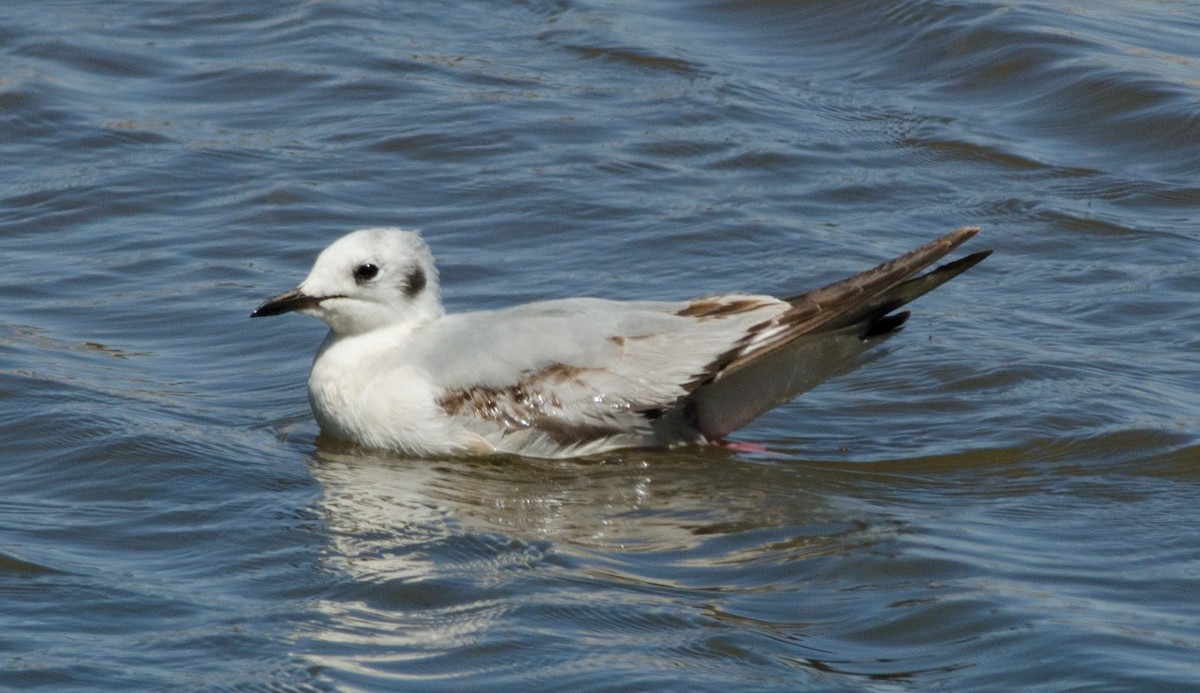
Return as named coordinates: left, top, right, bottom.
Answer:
left=711, top=438, right=769, bottom=453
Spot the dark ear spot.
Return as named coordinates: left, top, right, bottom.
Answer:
left=404, top=266, right=426, bottom=298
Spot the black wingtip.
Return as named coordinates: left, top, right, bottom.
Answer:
left=854, top=247, right=990, bottom=338
left=864, top=310, right=911, bottom=338
left=937, top=248, right=992, bottom=276
left=886, top=247, right=992, bottom=309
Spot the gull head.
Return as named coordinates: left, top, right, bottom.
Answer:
left=251, top=227, right=443, bottom=336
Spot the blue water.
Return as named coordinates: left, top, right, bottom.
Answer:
left=2, top=1, right=1198, bottom=690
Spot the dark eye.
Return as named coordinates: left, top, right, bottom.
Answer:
left=353, top=263, right=379, bottom=283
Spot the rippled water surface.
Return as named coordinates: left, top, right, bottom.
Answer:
left=3, top=1, right=1198, bottom=690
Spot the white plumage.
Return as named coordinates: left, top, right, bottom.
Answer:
left=252, top=227, right=989, bottom=458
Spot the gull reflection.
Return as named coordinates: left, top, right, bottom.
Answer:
left=300, top=442, right=886, bottom=685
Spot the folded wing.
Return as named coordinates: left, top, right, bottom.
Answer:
left=414, top=227, right=988, bottom=456
left=687, top=226, right=990, bottom=438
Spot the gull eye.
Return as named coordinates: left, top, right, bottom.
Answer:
left=353, top=263, right=379, bottom=283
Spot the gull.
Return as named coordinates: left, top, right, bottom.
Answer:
left=252, top=227, right=989, bottom=458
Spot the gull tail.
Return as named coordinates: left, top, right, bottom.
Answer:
left=687, top=227, right=990, bottom=441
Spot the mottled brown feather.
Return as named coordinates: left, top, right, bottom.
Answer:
left=437, top=363, right=631, bottom=445
left=676, top=297, right=777, bottom=319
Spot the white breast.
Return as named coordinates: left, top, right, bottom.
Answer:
left=307, top=328, right=492, bottom=456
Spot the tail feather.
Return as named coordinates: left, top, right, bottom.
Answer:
left=686, top=227, right=988, bottom=440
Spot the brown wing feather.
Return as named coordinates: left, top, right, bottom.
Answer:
left=716, top=226, right=986, bottom=380
left=681, top=227, right=989, bottom=439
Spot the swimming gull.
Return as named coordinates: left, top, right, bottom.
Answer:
left=252, top=227, right=989, bottom=458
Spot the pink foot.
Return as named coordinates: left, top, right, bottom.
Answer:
left=711, top=439, right=769, bottom=453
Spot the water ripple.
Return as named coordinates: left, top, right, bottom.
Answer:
left=3, top=0, right=1199, bottom=690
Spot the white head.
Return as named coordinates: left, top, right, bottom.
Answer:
left=252, top=227, right=444, bottom=336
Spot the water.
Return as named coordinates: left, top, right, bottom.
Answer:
left=2, top=0, right=1198, bottom=690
